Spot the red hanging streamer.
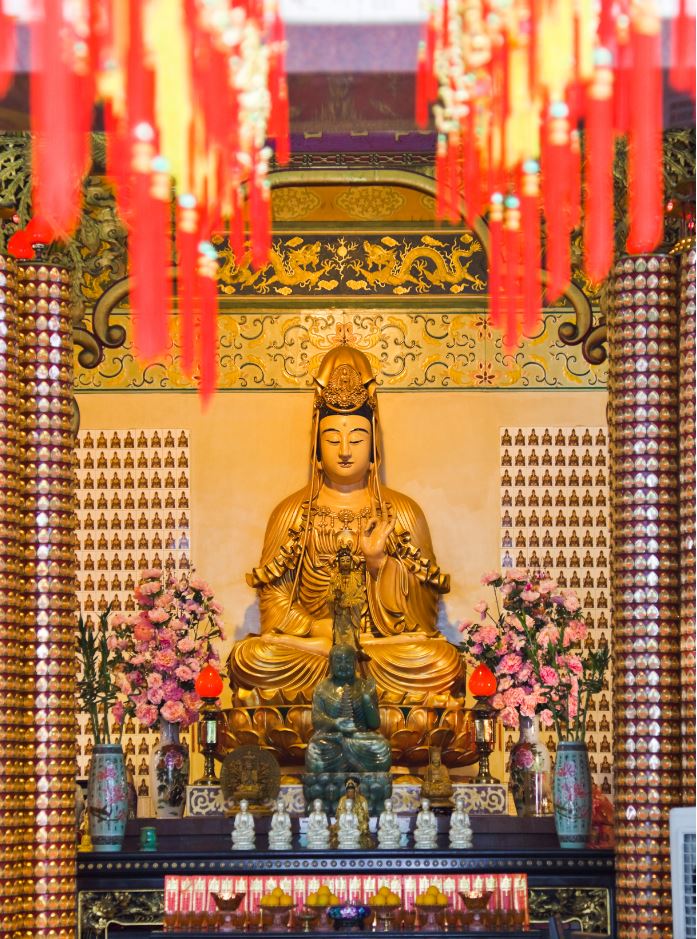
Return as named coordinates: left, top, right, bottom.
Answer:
left=503, top=213, right=520, bottom=351
left=197, top=254, right=218, bottom=405
left=435, top=135, right=448, bottom=221
left=670, top=0, right=696, bottom=96
left=0, top=9, right=15, bottom=98
left=627, top=26, right=663, bottom=253
left=521, top=168, right=541, bottom=335
left=447, top=134, right=460, bottom=223
left=542, top=113, right=571, bottom=303
left=176, top=200, right=198, bottom=377
left=567, top=129, right=582, bottom=232
left=415, top=42, right=429, bottom=128
left=488, top=198, right=504, bottom=329
left=584, top=72, right=614, bottom=283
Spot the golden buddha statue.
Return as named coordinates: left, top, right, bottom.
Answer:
left=228, top=344, right=462, bottom=705
left=420, top=746, right=454, bottom=806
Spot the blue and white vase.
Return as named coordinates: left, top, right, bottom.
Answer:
left=87, top=744, right=129, bottom=852
left=553, top=741, right=592, bottom=849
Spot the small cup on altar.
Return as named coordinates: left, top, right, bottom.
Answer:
left=139, top=825, right=157, bottom=852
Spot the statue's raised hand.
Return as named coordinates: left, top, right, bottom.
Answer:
left=360, top=512, right=396, bottom=578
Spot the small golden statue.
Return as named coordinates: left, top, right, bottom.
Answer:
left=330, top=776, right=373, bottom=849
left=420, top=746, right=454, bottom=807
left=220, top=745, right=281, bottom=812
left=328, top=545, right=367, bottom=654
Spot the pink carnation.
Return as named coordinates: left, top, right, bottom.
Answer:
left=505, top=567, right=527, bottom=581
left=499, top=706, right=519, bottom=728
left=135, top=702, right=159, bottom=726
left=503, top=687, right=526, bottom=708
left=473, top=624, right=498, bottom=646
left=538, top=708, right=554, bottom=728
left=133, top=622, right=155, bottom=643
left=153, top=649, right=177, bottom=669
left=116, top=675, right=132, bottom=695
left=537, top=625, right=560, bottom=649
left=155, top=591, right=175, bottom=608
left=158, top=628, right=175, bottom=645
left=537, top=579, right=557, bottom=595
left=190, top=577, right=211, bottom=593
left=497, top=675, right=513, bottom=692
left=540, top=665, right=559, bottom=687
left=562, top=591, right=581, bottom=613
left=458, top=619, right=473, bottom=633
left=499, top=653, right=523, bottom=675
left=111, top=700, right=125, bottom=724
left=107, top=634, right=118, bottom=651
left=520, top=589, right=540, bottom=602
left=491, top=693, right=506, bottom=710
left=565, top=655, right=583, bottom=676
left=175, top=665, right=194, bottom=682
left=566, top=619, right=588, bottom=644
left=160, top=699, right=186, bottom=723
left=110, top=613, right=127, bottom=627
left=182, top=691, right=201, bottom=712
left=500, top=581, right=515, bottom=597
left=147, top=672, right=163, bottom=687
left=141, top=568, right=163, bottom=580
left=148, top=607, right=170, bottom=624
left=517, top=662, right=533, bottom=683
left=138, top=580, right=161, bottom=596
left=147, top=685, right=164, bottom=705
left=481, top=570, right=500, bottom=585
left=162, top=679, right=185, bottom=701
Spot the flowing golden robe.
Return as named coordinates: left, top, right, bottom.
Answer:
left=228, top=485, right=462, bottom=704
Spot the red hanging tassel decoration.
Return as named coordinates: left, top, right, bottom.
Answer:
left=274, top=76, right=290, bottom=165
left=568, top=129, right=582, bottom=233
left=415, top=41, right=429, bottom=128
left=542, top=104, right=571, bottom=303
left=229, top=185, right=246, bottom=266
left=488, top=194, right=504, bottom=329
left=627, top=20, right=663, bottom=253
left=670, top=0, right=696, bottom=96
left=584, top=54, right=615, bottom=283
left=197, top=242, right=218, bottom=404
left=521, top=161, right=541, bottom=335
left=176, top=195, right=198, bottom=377
left=613, top=13, right=631, bottom=136
left=447, top=133, right=460, bottom=223
left=503, top=196, right=521, bottom=351
left=425, top=7, right=438, bottom=103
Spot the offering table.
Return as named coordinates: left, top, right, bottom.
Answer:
left=76, top=816, right=615, bottom=938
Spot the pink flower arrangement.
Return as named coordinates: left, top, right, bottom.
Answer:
left=459, top=569, right=609, bottom=740
left=111, top=569, right=224, bottom=729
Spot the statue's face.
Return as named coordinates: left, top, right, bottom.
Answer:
left=319, top=414, right=372, bottom=487
left=313, top=799, right=322, bottom=811
left=330, top=647, right=356, bottom=683
left=338, top=553, right=352, bottom=574
left=384, top=799, right=392, bottom=811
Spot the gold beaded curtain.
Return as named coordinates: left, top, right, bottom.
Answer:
left=0, top=259, right=77, bottom=937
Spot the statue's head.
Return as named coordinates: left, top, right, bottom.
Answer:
left=329, top=644, right=356, bottom=684
left=421, top=798, right=430, bottom=810
left=384, top=798, right=393, bottom=811
left=430, top=747, right=442, bottom=767
left=276, top=796, right=285, bottom=811
left=312, top=798, right=323, bottom=812
left=455, top=797, right=464, bottom=811
left=312, top=346, right=380, bottom=489
left=240, top=799, right=249, bottom=811
left=337, top=546, right=353, bottom=574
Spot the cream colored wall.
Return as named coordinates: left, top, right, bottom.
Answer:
left=76, top=389, right=608, bottom=655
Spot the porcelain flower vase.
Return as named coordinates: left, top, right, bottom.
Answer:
left=507, top=716, right=553, bottom=817
left=553, top=741, right=592, bottom=848
left=87, top=744, right=129, bottom=851
left=150, top=717, right=189, bottom=818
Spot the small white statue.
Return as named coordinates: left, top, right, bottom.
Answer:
left=414, top=798, right=438, bottom=850
left=337, top=797, right=360, bottom=850
left=377, top=798, right=401, bottom=849
left=231, top=799, right=256, bottom=851
left=307, top=798, right=330, bottom=850
left=269, top=796, right=292, bottom=851
left=449, top=797, right=473, bottom=849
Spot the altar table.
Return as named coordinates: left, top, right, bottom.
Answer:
left=76, top=816, right=615, bottom=939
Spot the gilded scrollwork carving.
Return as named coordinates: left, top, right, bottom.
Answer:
left=528, top=887, right=610, bottom=935
left=78, top=889, right=163, bottom=939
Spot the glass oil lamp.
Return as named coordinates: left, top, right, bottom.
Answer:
left=194, top=664, right=223, bottom=785
left=469, top=663, right=499, bottom=785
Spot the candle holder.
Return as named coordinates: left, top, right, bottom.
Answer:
left=194, top=664, right=224, bottom=785
left=469, top=663, right=499, bottom=785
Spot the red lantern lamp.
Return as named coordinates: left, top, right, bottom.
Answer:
left=24, top=215, right=54, bottom=247
left=195, top=664, right=224, bottom=700
left=7, top=229, right=35, bottom=260
left=469, top=663, right=499, bottom=786
left=468, top=663, right=497, bottom=698
left=194, top=664, right=223, bottom=786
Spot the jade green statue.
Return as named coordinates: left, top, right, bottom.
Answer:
left=306, top=644, right=391, bottom=775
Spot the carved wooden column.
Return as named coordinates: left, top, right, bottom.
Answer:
left=608, top=254, right=682, bottom=939
left=0, top=254, right=36, bottom=934
left=18, top=262, right=77, bottom=937
left=678, top=246, right=696, bottom=805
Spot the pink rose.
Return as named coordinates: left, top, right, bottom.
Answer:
left=158, top=628, right=175, bottom=645
left=135, top=702, right=159, bottom=726
left=498, top=653, right=523, bottom=675
left=175, top=665, right=194, bottom=682
left=189, top=577, right=211, bottom=592
left=153, top=649, right=177, bottom=669
left=133, top=622, right=155, bottom=642
left=155, top=591, right=175, bottom=608
left=148, top=607, right=169, bottom=624
left=162, top=679, right=184, bottom=701
left=540, top=665, right=560, bottom=686
left=182, top=691, right=201, bottom=711
left=147, top=673, right=163, bottom=687
left=480, top=570, right=500, bottom=585
left=160, top=699, right=186, bottom=723
left=110, top=613, right=126, bottom=627
left=491, top=693, right=506, bottom=710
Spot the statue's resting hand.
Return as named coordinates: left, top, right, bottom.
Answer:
left=336, top=717, right=357, bottom=735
